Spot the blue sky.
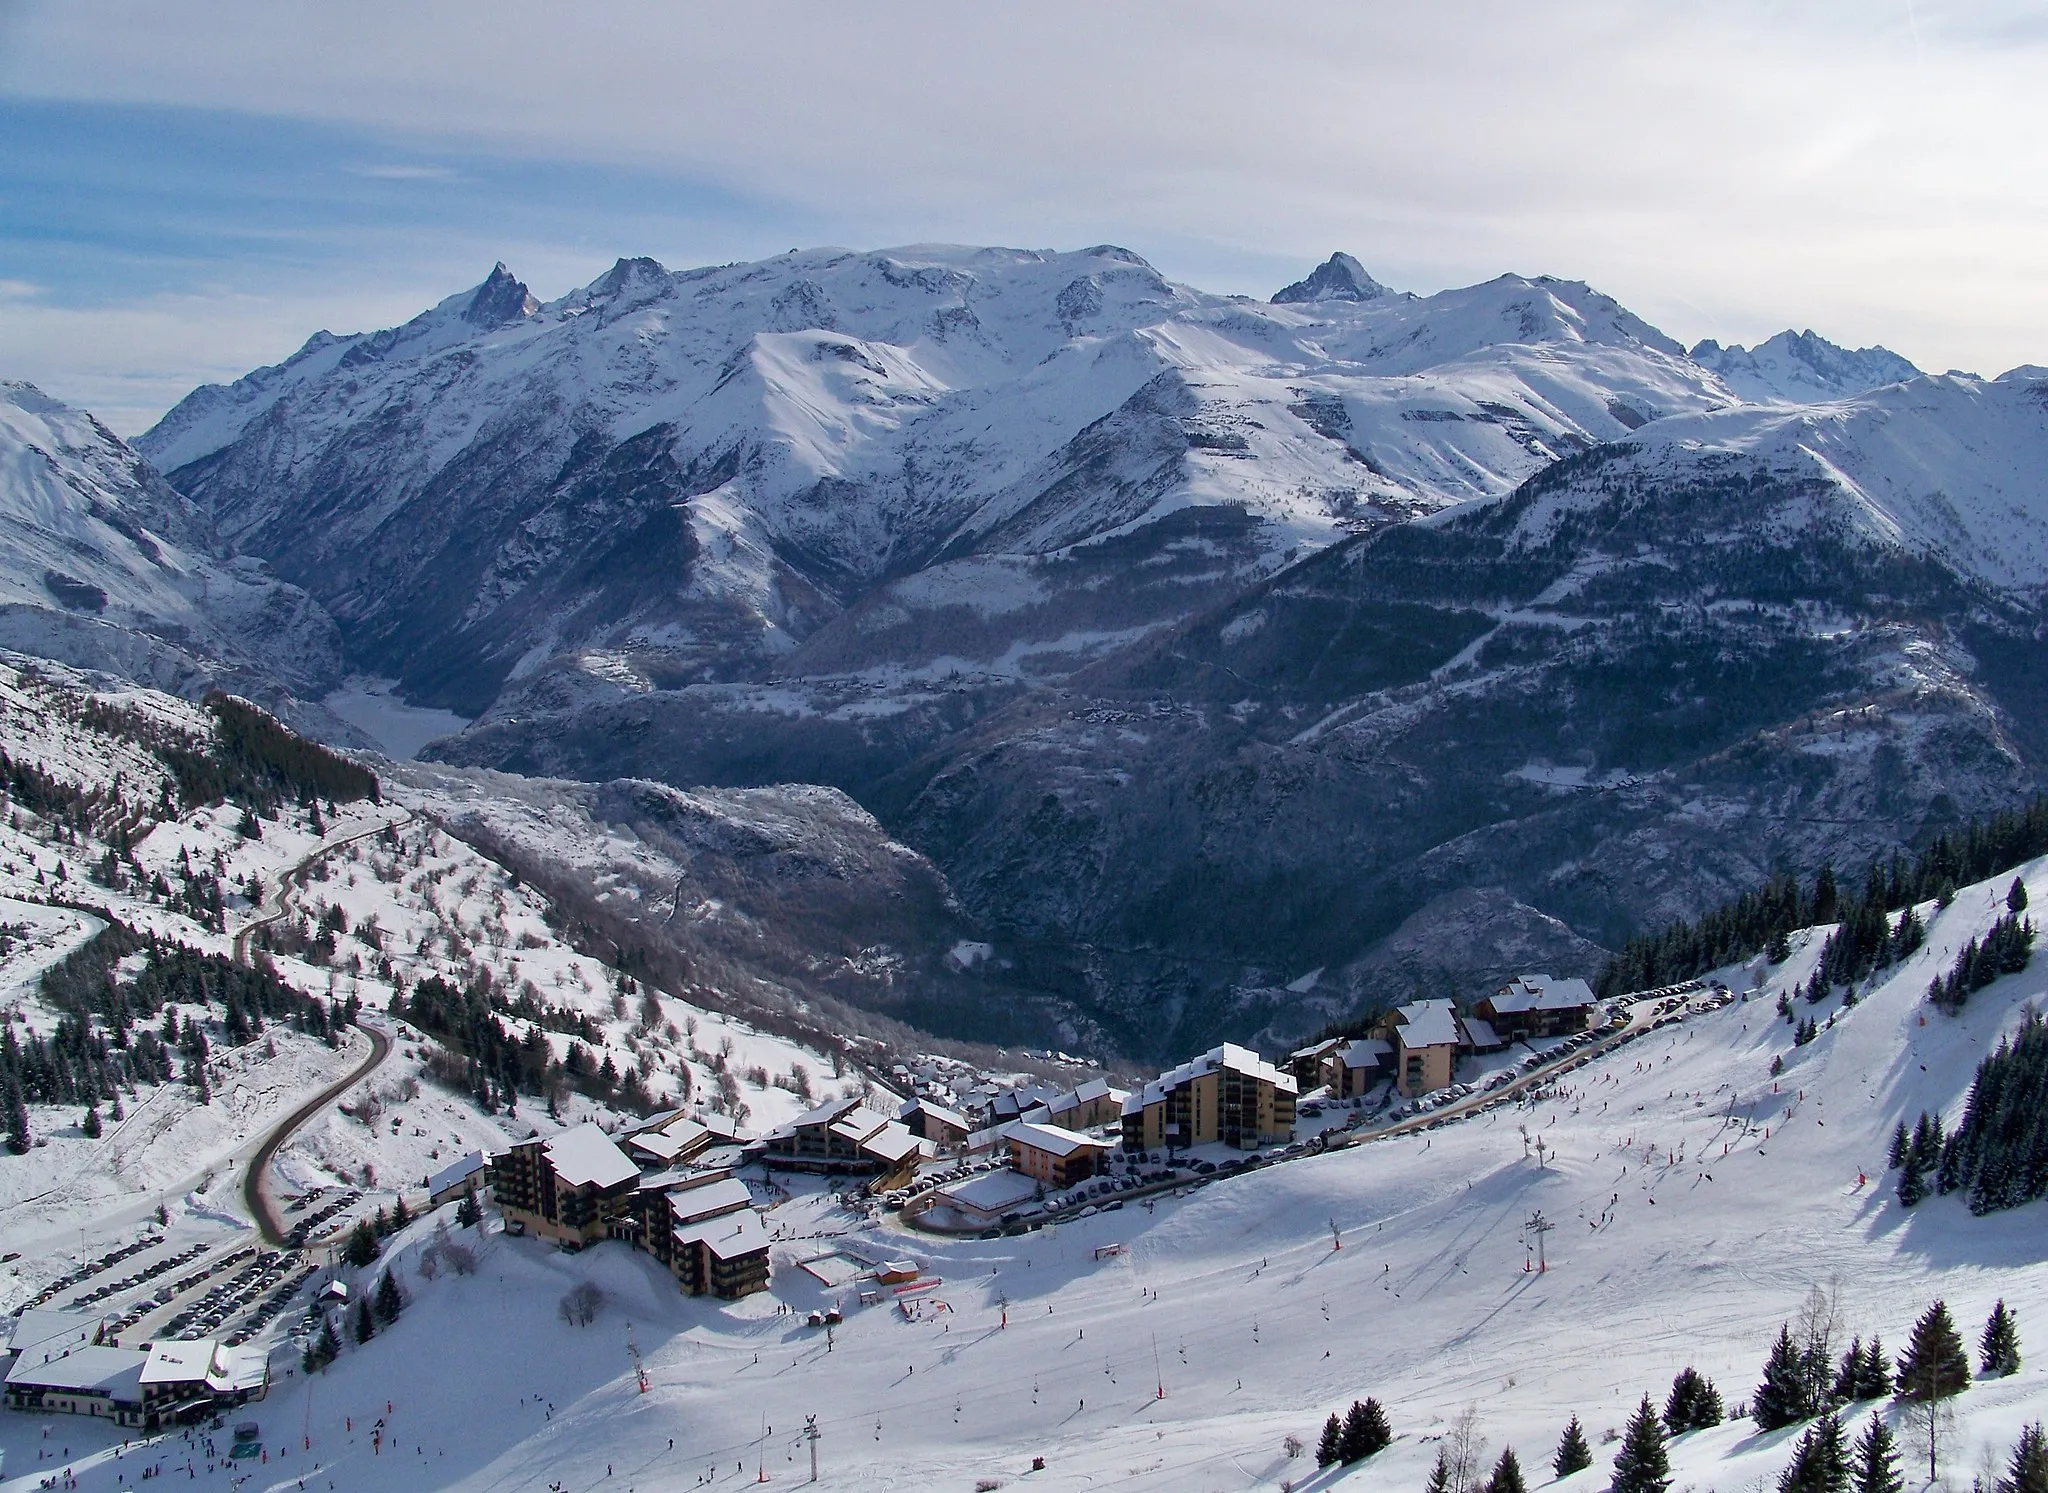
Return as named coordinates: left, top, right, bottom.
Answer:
left=3, top=2, right=2045, bottom=434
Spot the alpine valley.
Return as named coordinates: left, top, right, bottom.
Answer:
left=16, top=243, right=2048, bottom=1059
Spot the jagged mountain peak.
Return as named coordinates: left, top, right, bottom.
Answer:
left=1690, top=327, right=1920, bottom=404
left=464, top=262, right=539, bottom=326
left=1272, top=251, right=1392, bottom=304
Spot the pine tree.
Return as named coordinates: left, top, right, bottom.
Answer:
left=353, top=1296, right=375, bottom=1344
left=1425, top=1449, right=1454, bottom=1493
left=1339, top=1397, right=1392, bottom=1461
left=5, top=1089, right=28, bottom=1155
left=344, top=1217, right=380, bottom=1269
left=374, top=1270, right=402, bottom=1325
left=1888, top=1121, right=1910, bottom=1169
left=2008, top=1423, right=2048, bottom=1493
left=303, top=1320, right=332, bottom=1374
left=1895, top=1300, right=1970, bottom=1403
left=1853, top=1338, right=1893, bottom=1402
left=1757, top=1325, right=1813, bottom=1431
left=455, top=1187, right=482, bottom=1229
left=1780, top=1415, right=1850, bottom=1493
left=1850, top=1413, right=1901, bottom=1493
left=1833, top=1340, right=1864, bottom=1404
left=1981, top=1301, right=2021, bottom=1378
left=1665, top=1368, right=1723, bottom=1434
left=391, top=1195, right=412, bottom=1231
left=1897, top=1148, right=1928, bottom=1207
left=80, top=1105, right=101, bottom=1138
left=1612, top=1396, right=1671, bottom=1493
left=1317, top=1413, right=1342, bottom=1468
left=1338, top=1400, right=1374, bottom=1463
left=2011, top=879, right=2031, bottom=913
left=1488, top=1447, right=1527, bottom=1493
left=1554, top=1416, right=1593, bottom=1478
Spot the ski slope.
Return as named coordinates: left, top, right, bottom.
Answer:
left=10, top=858, right=2047, bottom=1492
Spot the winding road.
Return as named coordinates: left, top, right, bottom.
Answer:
left=231, top=811, right=412, bottom=1245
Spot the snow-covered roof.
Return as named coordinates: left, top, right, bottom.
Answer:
left=427, top=1150, right=489, bottom=1195
left=859, top=1123, right=927, bottom=1165
left=1129, top=1042, right=1298, bottom=1108
left=1008, top=1121, right=1112, bottom=1158
left=544, top=1125, right=640, bottom=1190
left=899, top=1098, right=969, bottom=1132
left=673, top=1207, right=771, bottom=1261
left=5, top=1344, right=144, bottom=1395
left=1392, top=1000, right=1462, bottom=1049
left=828, top=1108, right=893, bottom=1144
left=1462, top=1017, right=1501, bottom=1050
left=791, top=1095, right=865, bottom=1130
left=1, top=1307, right=94, bottom=1361
left=1291, top=1038, right=1341, bottom=1061
left=140, top=1338, right=229, bottom=1386
left=936, top=1169, right=1041, bottom=1215
left=669, top=1177, right=754, bottom=1225
left=1338, top=1038, right=1392, bottom=1068
left=1488, top=975, right=1596, bottom=1014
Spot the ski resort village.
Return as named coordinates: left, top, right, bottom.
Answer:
left=0, top=659, right=2042, bottom=1493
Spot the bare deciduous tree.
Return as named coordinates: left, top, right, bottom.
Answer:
left=558, top=1281, right=605, bottom=1327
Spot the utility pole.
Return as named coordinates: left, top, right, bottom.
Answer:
left=804, top=1415, right=819, bottom=1483
left=1525, top=1210, right=1554, bottom=1273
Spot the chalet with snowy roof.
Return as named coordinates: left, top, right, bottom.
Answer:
left=1043, top=1078, right=1130, bottom=1133
left=897, top=1098, right=971, bottom=1152
left=0, top=1307, right=94, bottom=1377
left=623, top=1110, right=750, bottom=1170
left=1325, top=1037, right=1393, bottom=1099
left=1377, top=1000, right=1463, bottom=1096
left=427, top=1149, right=491, bottom=1207
left=1476, top=974, right=1598, bottom=1041
left=1289, top=1037, right=1341, bottom=1093
left=493, top=1123, right=642, bottom=1246
left=1120, top=1043, right=1297, bottom=1153
left=755, top=1095, right=929, bottom=1178
left=979, top=1083, right=1062, bottom=1127
left=634, top=1175, right=771, bottom=1299
left=1008, top=1121, right=1112, bottom=1189
left=2, top=1332, right=264, bottom=1429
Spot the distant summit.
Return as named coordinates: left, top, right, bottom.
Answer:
left=1691, top=328, right=1919, bottom=404
left=1272, top=252, right=1392, bottom=304
left=464, top=263, right=539, bottom=326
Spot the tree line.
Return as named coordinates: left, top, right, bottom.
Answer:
left=1892, top=1008, right=2048, bottom=1215
left=1598, top=797, right=2048, bottom=999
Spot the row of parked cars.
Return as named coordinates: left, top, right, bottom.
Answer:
left=162, top=1248, right=289, bottom=1341
left=224, top=1260, right=319, bottom=1345
left=68, top=1239, right=213, bottom=1311
left=877, top=1157, right=1010, bottom=1211
left=284, top=1186, right=363, bottom=1247
left=25, top=1230, right=170, bottom=1311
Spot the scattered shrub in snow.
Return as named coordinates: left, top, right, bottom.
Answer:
left=558, top=1282, right=604, bottom=1327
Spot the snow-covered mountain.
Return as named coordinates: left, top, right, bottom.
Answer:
left=1690, top=328, right=1921, bottom=404
left=137, top=246, right=1732, bottom=721
left=1602, top=372, right=2048, bottom=596
left=105, top=244, right=2048, bottom=1054
left=0, top=380, right=342, bottom=704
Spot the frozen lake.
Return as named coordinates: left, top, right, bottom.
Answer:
left=324, top=677, right=471, bottom=760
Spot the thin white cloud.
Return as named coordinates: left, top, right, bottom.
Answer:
left=344, top=163, right=458, bottom=181
left=3, top=2, right=2047, bottom=378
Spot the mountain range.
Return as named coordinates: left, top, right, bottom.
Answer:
left=11, top=243, right=2048, bottom=1057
